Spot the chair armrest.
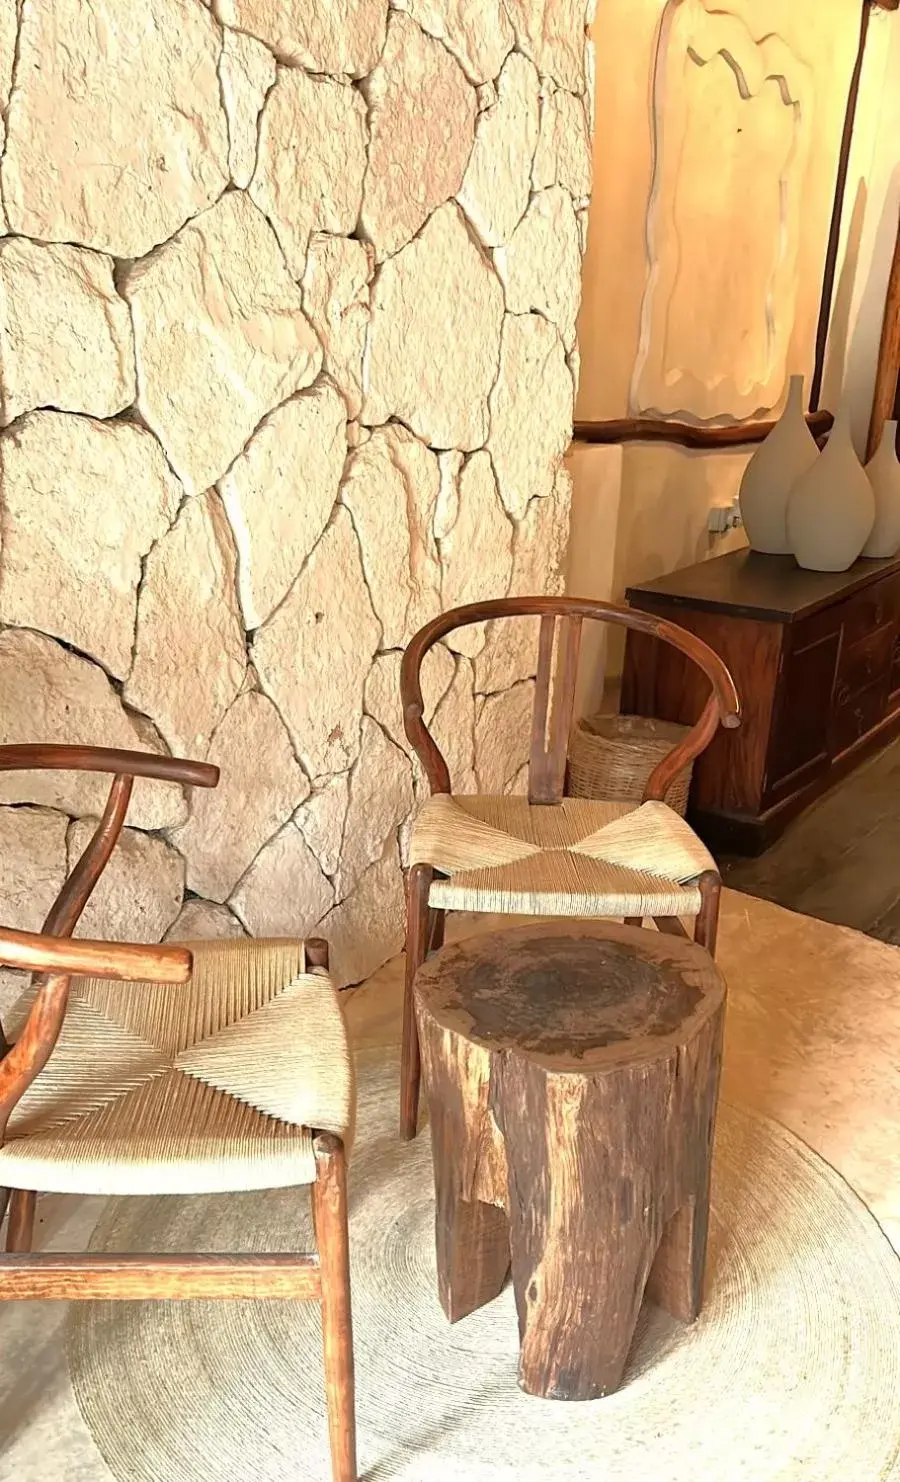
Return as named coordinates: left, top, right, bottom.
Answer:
left=0, top=743, right=219, bottom=789
left=0, top=927, right=192, bottom=984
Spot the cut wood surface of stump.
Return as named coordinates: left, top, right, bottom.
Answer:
left=414, top=920, right=727, bottom=1400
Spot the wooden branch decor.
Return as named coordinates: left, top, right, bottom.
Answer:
left=573, top=412, right=833, bottom=449
left=867, top=207, right=900, bottom=459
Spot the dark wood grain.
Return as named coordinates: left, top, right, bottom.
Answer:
left=573, top=412, right=833, bottom=448
left=414, top=922, right=726, bottom=1400
left=401, top=596, right=740, bottom=802
left=5, top=1190, right=36, bottom=1254
left=312, top=1134, right=357, bottom=1482
left=0, top=1252, right=322, bottom=1299
left=867, top=207, right=900, bottom=458
left=626, top=549, right=900, bottom=624
left=529, top=614, right=582, bottom=804
left=625, top=555, right=900, bottom=853
left=0, top=743, right=219, bottom=789
left=400, top=864, right=436, bottom=1141
left=0, top=928, right=192, bottom=984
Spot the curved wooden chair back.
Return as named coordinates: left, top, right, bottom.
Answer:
left=401, top=597, right=740, bottom=806
left=0, top=744, right=219, bottom=1142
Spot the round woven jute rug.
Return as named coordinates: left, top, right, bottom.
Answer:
left=69, top=1047, right=900, bottom=1481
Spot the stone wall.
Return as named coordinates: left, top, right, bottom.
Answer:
left=0, top=0, right=593, bottom=986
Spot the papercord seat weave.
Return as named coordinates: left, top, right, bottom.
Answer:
left=0, top=938, right=353, bottom=1196
left=410, top=795, right=716, bottom=918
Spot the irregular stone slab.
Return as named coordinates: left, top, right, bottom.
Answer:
left=364, top=203, right=504, bottom=450
left=0, top=411, right=180, bottom=679
left=364, top=644, right=455, bottom=758
left=488, top=314, right=573, bottom=519
left=435, top=450, right=463, bottom=539
left=337, top=718, right=415, bottom=897
left=252, top=507, right=380, bottom=778
left=0, top=805, right=69, bottom=932
left=219, top=384, right=347, bottom=630
left=0, top=0, right=15, bottom=196
left=125, top=492, right=247, bottom=758
left=0, top=239, right=135, bottom=425
left=302, top=236, right=373, bottom=419
left=457, top=53, right=539, bottom=248
left=360, top=12, right=476, bottom=262
left=321, top=843, right=406, bottom=988
left=0, top=630, right=186, bottom=831
left=1, top=0, right=228, bottom=257
left=533, top=82, right=592, bottom=199
left=229, top=823, right=334, bottom=938
left=494, top=187, right=582, bottom=350
left=341, top=425, right=441, bottom=648
left=219, top=27, right=276, bottom=189
left=392, top=0, right=514, bottom=84
left=164, top=899, right=247, bottom=942
left=429, top=656, right=477, bottom=794
left=507, top=0, right=587, bottom=93
left=213, top=0, right=387, bottom=76
left=122, top=192, right=321, bottom=496
left=169, top=691, right=310, bottom=904
left=475, top=466, right=571, bottom=692
left=250, top=68, right=368, bottom=278
left=439, top=451, right=513, bottom=658
left=475, top=679, right=535, bottom=793
left=295, top=774, right=350, bottom=879
left=68, top=820, right=184, bottom=944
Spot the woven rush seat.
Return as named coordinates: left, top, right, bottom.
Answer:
left=0, top=938, right=353, bottom=1197
left=409, top=794, right=716, bottom=917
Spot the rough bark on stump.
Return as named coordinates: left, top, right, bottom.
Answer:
left=415, top=920, right=726, bottom=1401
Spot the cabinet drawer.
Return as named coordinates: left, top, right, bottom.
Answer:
left=834, top=624, right=895, bottom=704
left=834, top=575, right=900, bottom=648
left=830, top=675, right=889, bottom=756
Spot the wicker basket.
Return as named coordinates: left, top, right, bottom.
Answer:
left=566, top=713, right=694, bottom=816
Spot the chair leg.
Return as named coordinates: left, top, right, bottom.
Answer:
left=313, top=1134, right=356, bottom=1482
left=400, top=864, right=432, bottom=1141
left=6, top=1190, right=36, bottom=1253
left=694, top=870, right=722, bottom=958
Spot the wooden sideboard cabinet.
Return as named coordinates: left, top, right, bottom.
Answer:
left=622, top=549, right=900, bottom=854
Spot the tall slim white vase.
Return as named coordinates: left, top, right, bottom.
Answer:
left=738, top=375, right=818, bottom=554
left=862, top=421, right=900, bottom=559
left=787, top=403, right=875, bottom=572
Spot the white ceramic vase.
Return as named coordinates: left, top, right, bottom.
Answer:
left=786, top=403, right=875, bottom=572
left=739, top=375, right=818, bottom=554
left=862, top=421, right=900, bottom=559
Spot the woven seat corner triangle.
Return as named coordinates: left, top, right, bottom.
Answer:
left=0, top=937, right=353, bottom=1197
left=176, top=970, right=353, bottom=1139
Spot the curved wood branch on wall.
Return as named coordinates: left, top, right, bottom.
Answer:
left=573, top=412, right=833, bottom=449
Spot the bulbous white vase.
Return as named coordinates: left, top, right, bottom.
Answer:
left=787, top=404, right=875, bottom=572
left=739, top=375, right=818, bottom=554
left=862, top=421, right=900, bottom=559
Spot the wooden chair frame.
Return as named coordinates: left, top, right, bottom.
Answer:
left=398, top=596, right=741, bottom=1140
left=0, top=745, right=356, bottom=1482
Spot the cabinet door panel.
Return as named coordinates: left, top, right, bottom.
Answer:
left=765, top=629, right=840, bottom=799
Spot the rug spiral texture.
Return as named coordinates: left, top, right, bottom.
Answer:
left=68, top=1047, right=900, bottom=1481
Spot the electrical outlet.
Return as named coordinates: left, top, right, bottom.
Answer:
left=708, top=499, right=743, bottom=535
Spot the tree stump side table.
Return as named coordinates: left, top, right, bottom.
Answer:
left=414, top=920, right=726, bottom=1401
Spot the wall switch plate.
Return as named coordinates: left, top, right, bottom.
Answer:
left=708, top=499, right=743, bottom=535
